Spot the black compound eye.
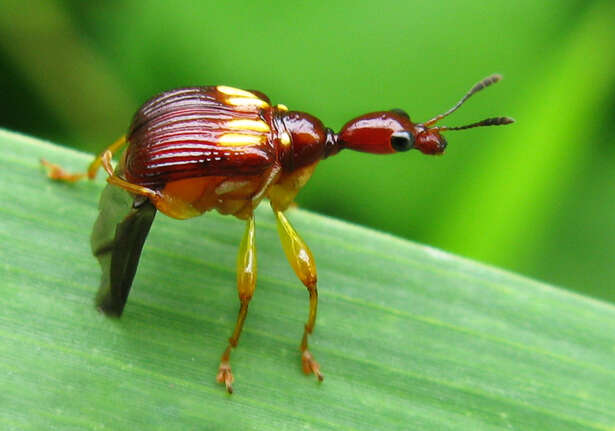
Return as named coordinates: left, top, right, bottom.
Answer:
left=439, top=136, right=448, bottom=151
left=390, top=108, right=409, bottom=119
left=390, top=131, right=415, bottom=152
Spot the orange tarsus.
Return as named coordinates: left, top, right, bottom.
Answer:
left=302, top=349, right=323, bottom=381
left=216, top=352, right=234, bottom=394
left=41, top=158, right=87, bottom=182
left=40, top=135, right=128, bottom=183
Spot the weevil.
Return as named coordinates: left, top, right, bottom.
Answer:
left=42, top=74, right=513, bottom=393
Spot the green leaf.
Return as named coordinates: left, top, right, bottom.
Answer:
left=1, top=128, right=614, bottom=431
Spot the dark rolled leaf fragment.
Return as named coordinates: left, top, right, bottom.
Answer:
left=90, top=179, right=156, bottom=316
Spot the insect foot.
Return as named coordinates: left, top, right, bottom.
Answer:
left=216, top=361, right=234, bottom=394
left=301, top=349, right=324, bottom=382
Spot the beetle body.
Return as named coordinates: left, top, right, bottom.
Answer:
left=121, top=86, right=338, bottom=220
left=43, top=75, right=513, bottom=393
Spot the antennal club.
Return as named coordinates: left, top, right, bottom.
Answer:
left=437, top=116, right=515, bottom=131
left=423, top=74, right=503, bottom=127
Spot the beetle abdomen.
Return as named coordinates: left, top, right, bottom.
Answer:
left=125, top=87, right=275, bottom=187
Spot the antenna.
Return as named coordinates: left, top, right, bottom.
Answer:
left=436, top=116, right=515, bottom=131
left=423, top=74, right=503, bottom=127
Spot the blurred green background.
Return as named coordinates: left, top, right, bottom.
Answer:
left=1, top=0, right=613, bottom=301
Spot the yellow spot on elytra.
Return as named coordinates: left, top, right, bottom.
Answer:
left=227, top=119, right=270, bottom=132
left=279, top=132, right=291, bottom=147
left=276, top=104, right=289, bottom=111
left=217, top=86, right=270, bottom=108
left=227, top=97, right=270, bottom=108
left=217, top=86, right=257, bottom=98
left=218, top=133, right=264, bottom=146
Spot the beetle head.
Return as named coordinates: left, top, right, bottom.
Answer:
left=338, top=74, right=513, bottom=156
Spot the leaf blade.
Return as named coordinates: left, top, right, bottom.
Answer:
left=1, top=128, right=614, bottom=431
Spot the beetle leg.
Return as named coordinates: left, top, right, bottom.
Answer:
left=251, top=164, right=281, bottom=204
left=86, top=135, right=128, bottom=179
left=99, top=151, right=161, bottom=203
left=217, top=215, right=257, bottom=393
left=40, top=159, right=88, bottom=182
left=101, top=152, right=205, bottom=219
left=273, top=209, right=323, bottom=382
left=41, top=135, right=127, bottom=182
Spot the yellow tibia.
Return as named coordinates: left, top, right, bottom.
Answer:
left=274, top=210, right=317, bottom=288
left=237, top=216, right=257, bottom=301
